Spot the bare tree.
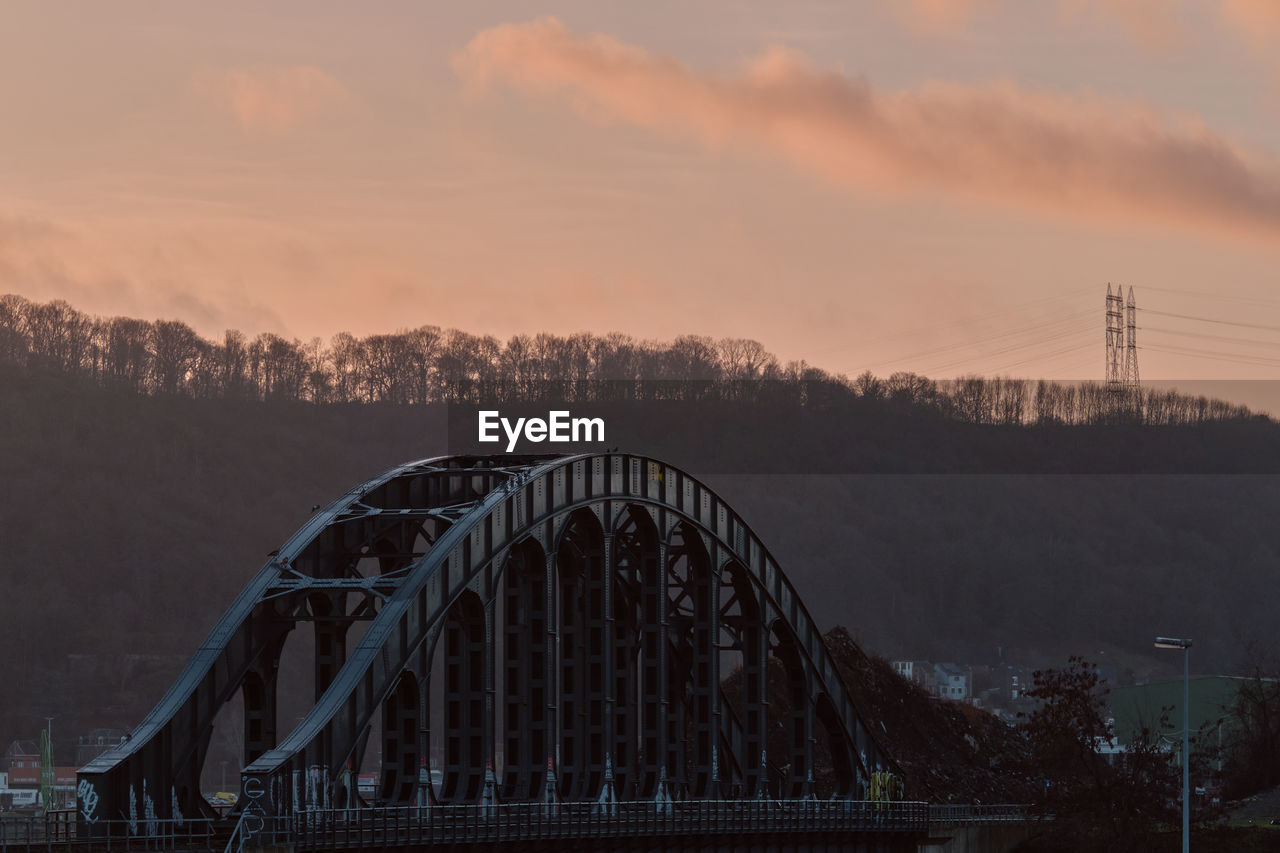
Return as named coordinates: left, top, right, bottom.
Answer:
left=149, top=320, right=201, bottom=395
left=329, top=332, right=365, bottom=403
left=103, top=317, right=153, bottom=394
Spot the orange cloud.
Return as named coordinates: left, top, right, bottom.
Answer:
left=1072, top=0, right=1186, bottom=50
left=896, top=0, right=987, bottom=34
left=1220, top=0, right=1280, bottom=44
left=199, top=66, right=348, bottom=132
left=455, top=18, right=1280, bottom=242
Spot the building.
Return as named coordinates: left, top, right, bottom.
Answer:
left=984, top=663, right=1034, bottom=702
left=934, top=663, right=973, bottom=701
left=76, top=729, right=128, bottom=766
left=5, top=761, right=78, bottom=808
left=4, top=737, right=77, bottom=809
left=3, top=740, right=39, bottom=775
left=0, top=772, right=41, bottom=809
left=891, top=660, right=937, bottom=695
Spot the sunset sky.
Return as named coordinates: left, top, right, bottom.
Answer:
left=4, top=1, right=1279, bottom=381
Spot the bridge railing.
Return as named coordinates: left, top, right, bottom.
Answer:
left=927, top=803, right=1041, bottom=826
left=0, top=801, right=1042, bottom=851
left=0, top=813, right=218, bottom=853
left=256, top=799, right=930, bottom=849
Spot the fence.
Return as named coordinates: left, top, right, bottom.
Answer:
left=0, top=812, right=216, bottom=852
left=264, top=799, right=929, bottom=849
left=1, top=800, right=1040, bottom=852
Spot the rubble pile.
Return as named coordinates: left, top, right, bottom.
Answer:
left=822, top=627, right=1037, bottom=804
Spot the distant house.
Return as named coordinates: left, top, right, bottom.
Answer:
left=0, top=772, right=41, bottom=809
left=891, top=660, right=937, bottom=695
left=3, top=740, right=39, bottom=775
left=934, top=663, right=973, bottom=701
left=5, top=762, right=77, bottom=809
left=4, top=738, right=77, bottom=808
left=6, top=762, right=78, bottom=787
left=989, top=664, right=1034, bottom=702
left=76, top=729, right=128, bottom=766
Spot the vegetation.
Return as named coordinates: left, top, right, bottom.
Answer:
left=820, top=628, right=1035, bottom=804
left=0, top=293, right=1261, bottom=424
left=1018, top=657, right=1179, bottom=851
left=1204, top=654, right=1280, bottom=801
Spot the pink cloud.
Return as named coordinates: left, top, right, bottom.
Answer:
left=1220, top=0, right=1280, bottom=44
left=199, top=66, right=349, bottom=133
left=1078, top=0, right=1187, bottom=50
left=455, top=18, right=1280, bottom=242
left=896, top=0, right=988, bottom=34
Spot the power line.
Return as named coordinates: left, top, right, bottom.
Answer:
left=1144, top=326, right=1280, bottom=350
left=861, top=310, right=1094, bottom=370
left=1138, top=285, right=1280, bottom=310
left=989, top=341, right=1094, bottom=375
left=920, top=318, right=1095, bottom=375
left=1142, top=344, right=1280, bottom=369
left=826, top=285, right=1096, bottom=364
left=1141, top=309, right=1280, bottom=335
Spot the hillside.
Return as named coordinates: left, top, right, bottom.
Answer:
left=2, top=358, right=1279, bottom=759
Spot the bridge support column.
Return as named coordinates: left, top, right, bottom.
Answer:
left=483, top=595, right=497, bottom=799
left=378, top=670, right=420, bottom=803
left=544, top=546, right=559, bottom=801
left=312, top=595, right=349, bottom=702
left=639, top=536, right=666, bottom=798
left=769, top=622, right=816, bottom=799
left=242, top=635, right=283, bottom=766
left=601, top=528, right=616, bottom=800
left=691, top=556, right=720, bottom=798
left=656, top=535, right=677, bottom=793
left=441, top=592, right=485, bottom=802
left=502, top=542, right=548, bottom=801
left=610, top=505, right=652, bottom=800
left=745, top=598, right=769, bottom=797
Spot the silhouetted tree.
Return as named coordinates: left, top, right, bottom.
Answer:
left=0, top=294, right=1262, bottom=426
left=1207, top=651, right=1280, bottom=799
left=1020, top=657, right=1178, bottom=851
left=150, top=320, right=200, bottom=394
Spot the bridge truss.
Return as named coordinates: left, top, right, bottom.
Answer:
left=78, top=453, right=897, bottom=837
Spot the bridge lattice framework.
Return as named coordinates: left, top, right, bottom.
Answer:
left=78, top=453, right=896, bottom=833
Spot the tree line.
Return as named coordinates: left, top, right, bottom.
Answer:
left=0, top=294, right=1259, bottom=425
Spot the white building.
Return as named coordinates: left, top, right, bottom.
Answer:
left=0, top=772, right=41, bottom=808
left=891, top=660, right=937, bottom=694
left=933, top=663, right=973, bottom=701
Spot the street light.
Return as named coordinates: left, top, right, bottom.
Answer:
left=1155, top=636, right=1192, bottom=853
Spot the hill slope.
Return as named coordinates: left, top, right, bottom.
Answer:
left=2, top=364, right=1278, bottom=757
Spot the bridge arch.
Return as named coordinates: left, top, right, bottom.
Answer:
left=78, top=453, right=897, bottom=833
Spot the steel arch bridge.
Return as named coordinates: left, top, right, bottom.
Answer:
left=78, top=453, right=899, bottom=836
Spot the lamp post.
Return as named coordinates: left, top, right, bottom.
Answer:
left=1155, top=636, right=1192, bottom=853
